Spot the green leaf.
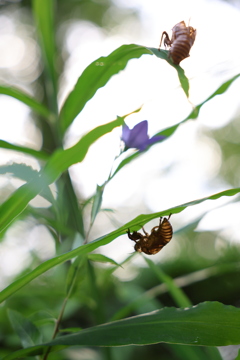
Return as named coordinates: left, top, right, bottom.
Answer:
left=0, top=187, right=240, bottom=303
left=112, top=72, right=240, bottom=178
left=0, top=140, right=49, bottom=160
left=8, top=309, right=42, bottom=348
left=59, top=44, right=152, bottom=133
left=149, top=47, right=189, bottom=97
left=32, top=0, right=57, bottom=112
left=144, top=257, right=191, bottom=308
left=88, top=254, right=120, bottom=267
left=0, top=163, right=54, bottom=204
left=59, top=43, right=190, bottom=133
left=0, top=114, right=127, bottom=232
left=90, top=184, right=105, bottom=225
left=3, top=302, right=240, bottom=358
left=59, top=327, right=82, bottom=333
left=0, top=85, right=53, bottom=119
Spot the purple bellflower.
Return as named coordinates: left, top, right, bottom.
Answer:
left=121, top=120, right=165, bottom=152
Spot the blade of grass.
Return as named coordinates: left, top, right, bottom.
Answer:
left=2, top=302, right=238, bottom=359
left=111, top=72, right=240, bottom=178
left=144, top=257, right=191, bottom=307
left=59, top=44, right=152, bottom=133
left=0, top=140, right=49, bottom=160
left=32, top=0, right=57, bottom=113
left=0, top=187, right=240, bottom=303
left=0, top=85, right=53, bottom=119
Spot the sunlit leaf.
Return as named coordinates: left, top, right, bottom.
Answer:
left=0, top=187, right=240, bottom=303
left=0, top=114, right=129, bottom=232
left=59, top=44, right=152, bottom=133
left=112, top=73, right=240, bottom=178
left=149, top=47, right=189, bottom=97
left=3, top=302, right=240, bottom=359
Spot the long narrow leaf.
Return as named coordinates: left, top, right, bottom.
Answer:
left=149, top=48, right=189, bottom=97
left=0, top=187, right=239, bottom=303
left=0, top=115, right=128, bottom=232
left=144, top=257, right=191, bottom=308
left=0, top=140, right=49, bottom=160
left=0, top=86, right=53, bottom=119
left=32, top=0, right=57, bottom=111
left=59, top=44, right=191, bottom=134
left=2, top=302, right=239, bottom=359
left=59, top=44, right=153, bottom=133
left=112, top=72, right=240, bottom=178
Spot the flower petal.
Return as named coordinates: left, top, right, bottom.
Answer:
left=127, top=121, right=149, bottom=147
left=138, top=135, right=166, bottom=151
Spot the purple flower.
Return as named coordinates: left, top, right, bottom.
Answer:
left=121, top=120, right=165, bottom=151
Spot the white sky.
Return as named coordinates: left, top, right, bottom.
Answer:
left=0, top=0, right=240, bottom=274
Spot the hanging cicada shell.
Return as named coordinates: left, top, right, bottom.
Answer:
left=158, top=21, right=196, bottom=65
left=127, top=215, right=173, bottom=255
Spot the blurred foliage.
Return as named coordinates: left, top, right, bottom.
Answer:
left=0, top=1, right=240, bottom=360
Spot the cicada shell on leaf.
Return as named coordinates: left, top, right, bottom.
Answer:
left=127, top=215, right=173, bottom=255
left=159, top=21, right=196, bottom=65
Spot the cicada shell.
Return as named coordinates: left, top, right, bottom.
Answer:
left=127, top=215, right=173, bottom=255
left=159, top=21, right=196, bottom=65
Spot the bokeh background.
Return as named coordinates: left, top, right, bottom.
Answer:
left=0, top=1, right=240, bottom=358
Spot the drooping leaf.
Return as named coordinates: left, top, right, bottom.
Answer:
left=3, top=302, right=239, bottom=359
left=0, top=114, right=129, bottom=232
left=0, top=164, right=54, bottom=204
left=0, top=86, right=53, bottom=119
left=0, top=140, right=49, bottom=160
left=0, top=187, right=240, bottom=303
left=112, top=72, right=240, bottom=178
left=59, top=44, right=152, bottom=133
left=149, top=47, right=189, bottom=97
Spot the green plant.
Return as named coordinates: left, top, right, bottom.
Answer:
left=0, top=1, right=240, bottom=360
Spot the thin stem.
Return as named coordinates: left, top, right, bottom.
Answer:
left=42, top=262, right=79, bottom=360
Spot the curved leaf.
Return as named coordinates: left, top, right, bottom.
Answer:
left=0, top=187, right=239, bottom=303
left=112, top=72, right=240, bottom=178
left=0, top=86, right=53, bottom=119
left=59, top=44, right=152, bottom=133
left=144, top=257, right=191, bottom=308
left=0, top=163, right=54, bottom=203
left=149, top=47, right=189, bottom=97
left=0, top=140, right=49, bottom=160
left=2, top=302, right=240, bottom=358
left=0, top=114, right=129, bottom=232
